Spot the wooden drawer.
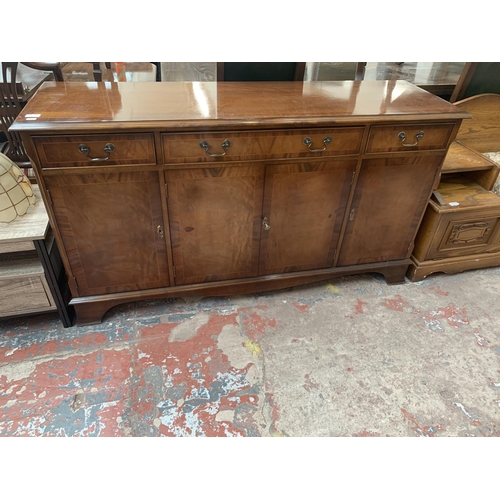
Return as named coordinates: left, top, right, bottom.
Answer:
left=34, top=133, right=156, bottom=168
left=0, top=240, right=35, bottom=254
left=425, top=180, right=500, bottom=260
left=366, top=123, right=455, bottom=153
left=162, top=127, right=364, bottom=164
left=0, top=275, right=55, bottom=316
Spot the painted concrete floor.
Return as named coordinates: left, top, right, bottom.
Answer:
left=1, top=267, right=500, bottom=437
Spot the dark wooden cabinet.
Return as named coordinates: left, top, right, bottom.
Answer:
left=44, top=172, right=170, bottom=295
left=165, top=165, right=264, bottom=285
left=338, top=155, right=443, bottom=266
left=11, top=81, right=468, bottom=324
left=259, top=160, right=355, bottom=275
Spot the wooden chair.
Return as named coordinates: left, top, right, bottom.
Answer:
left=450, top=62, right=500, bottom=103
left=21, top=62, right=67, bottom=81
left=0, top=62, right=31, bottom=168
left=216, top=62, right=306, bottom=81
left=22, top=62, right=114, bottom=82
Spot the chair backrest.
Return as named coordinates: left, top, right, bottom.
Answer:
left=454, top=93, right=500, bottom=152
left=450, top=62, right=500, bottom=103
left=0, top=62, right=30, bottom=166
left=217, top=62, right=306, bottom=82
left=21, top=62, right=114, bottom=81
left=21, top=62, right=66, bottom=81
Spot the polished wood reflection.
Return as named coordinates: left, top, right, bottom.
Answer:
left=12, top=81, right=468, bottom=133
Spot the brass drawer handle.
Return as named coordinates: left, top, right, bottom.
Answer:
left=200, top=139, right=231, bottom=157
left=397, top=131, right=424, bottom=147
left=262, top=217, right=270, bottom=231
left=303, top=136, right=332, bottom=153
left=78, top=143, right=115, bottom=161
left=157, top=225, right=164, bottom=238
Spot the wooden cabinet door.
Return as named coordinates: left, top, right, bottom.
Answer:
left=259, top=160, right=356, bottom=275
left=45, top=171, right=170, bottom=296
left=337, top=155, right=443, bottom=266
left=165, top=165, right=264, bottom=285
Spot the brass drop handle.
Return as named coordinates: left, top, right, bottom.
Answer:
left=397, top=131, right=424, bottom=147
left=78, top=143, right=115, bottom=161
left=200, top=139, right=231, bottom=157
left=349, top=209, right=355, bottom=221
left=262, top=217, right=270, bottom=231
left=303, top=136, right=332, bottom=153
left=157, top=225, right=164, bottom=238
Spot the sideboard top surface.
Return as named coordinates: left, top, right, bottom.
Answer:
left=12, top=80, right=469, bottom=132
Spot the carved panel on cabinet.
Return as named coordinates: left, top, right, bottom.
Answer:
left=448, top=222, right=493, bottom=244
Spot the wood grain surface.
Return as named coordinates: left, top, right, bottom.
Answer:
left=11, top=81, right=469, bottom=133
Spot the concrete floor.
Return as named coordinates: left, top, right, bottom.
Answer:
left=1, top=267, right=500, bottom=437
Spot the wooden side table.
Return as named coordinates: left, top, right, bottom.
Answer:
left=0, top=186, right=73, bottom=327
left=407, top=142, right=500, bottom=281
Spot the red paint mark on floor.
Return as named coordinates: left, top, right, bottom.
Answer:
left=138, top=322, right=179, bottom=340
left=293, top=302, right=309, bottom=312
left=265, top=390, right=283, bottom=436
left=352, top=429, right=381, bottom=437
left=303, top=374, right=320, bottom=392
left=381, top=295, right=409, bottom=312
left=429, top=286, right=450, bottom=296
left=471, top=420, right=482, bottom=426
left=347, top=367, right=353, bottom=372
left=422, top=304, right=469, bottom=328
left=0, top=349, right=132, bottom=436
left=132, top=311, right=259, bottom=436
left=472, top=327, right=487, bottom=347
left=354, top=299, right=368, bottom=314
left=401, top=408, right=443, bottom=436
left=240, top=311, right=277, bottom=342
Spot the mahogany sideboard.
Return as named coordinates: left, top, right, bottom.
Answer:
left=11, top=81, right=469, bottom=325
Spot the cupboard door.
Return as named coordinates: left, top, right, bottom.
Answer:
left=45, top=172, right=170, bottom=296
left=259, top=160, right=356, bottom=275
left=337, top=155, right=442, bottom=266
left=165, top=165, right=264, bottom=285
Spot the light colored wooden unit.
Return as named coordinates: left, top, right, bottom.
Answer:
left=0, top=186, right=70, bottom=322
left=0, top=255, right=55, bottom=316
left=11, top=81, right=468, bottom=325
left=408, top=94, right=500, bottom=281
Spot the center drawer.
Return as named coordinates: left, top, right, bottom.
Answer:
left=34, top=133, right=156, bottom=168
left=162, top=127, right=364, bottom=164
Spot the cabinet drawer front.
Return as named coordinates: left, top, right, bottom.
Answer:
left=0, top=276, right=54, bottom=316
left=34, top=133, right=156, bottom=168
left=366, top=123, right=455, bottom=153
left=427, top=214, right=500, bottom=260
left=162, top=128, right=364, bottom=164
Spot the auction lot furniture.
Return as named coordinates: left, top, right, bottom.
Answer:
left=0, top=185, right=72, bottom=326
left=11, top=81, right=468, bottom=325
left=407, top=94, right=500, bottom=281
